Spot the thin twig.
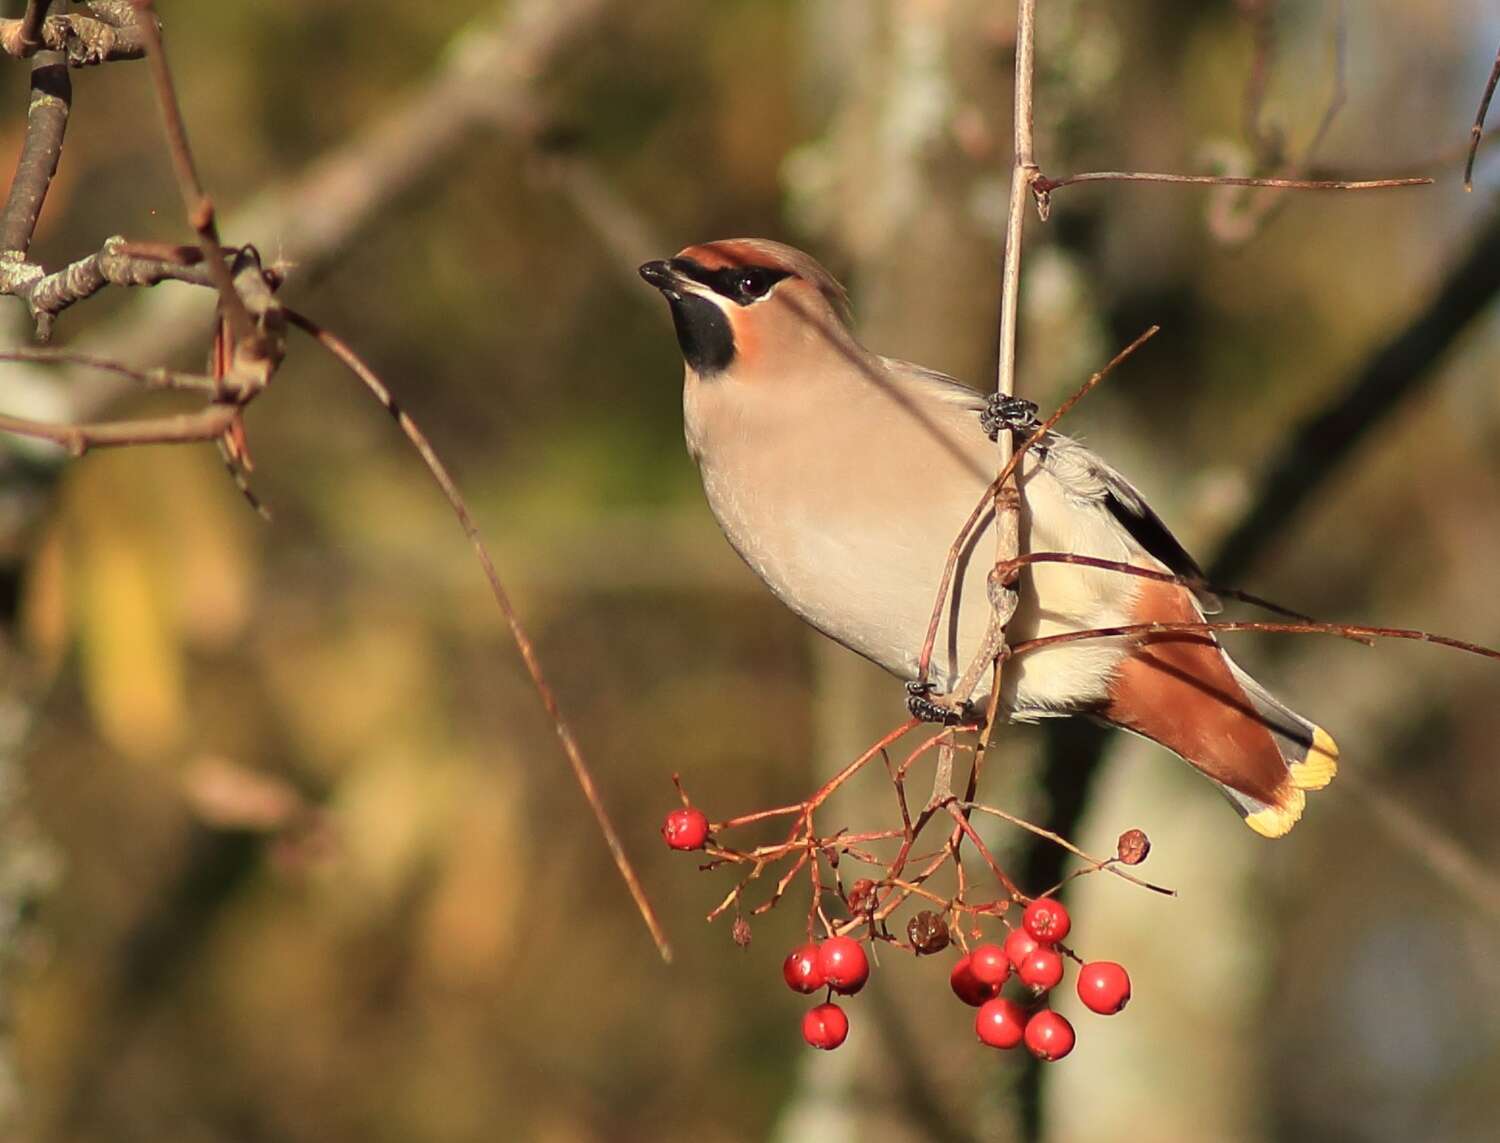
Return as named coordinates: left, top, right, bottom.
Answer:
left=1465, top=45, right=1500, bottom=191
left=282, top=308, right=671, bottom=963
left=0, top=347, right=217, bottom=392
left=0, top=405, right=237, bottom=455
left=1033, top=169, right=1430, bottom=217
left=961, top=802, right=1174, bottom=896
left=128, top=0, right=258, bottom=352
left=1007, top=619, right=1500, bottom=664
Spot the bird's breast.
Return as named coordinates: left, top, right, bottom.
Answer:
left=684, top=370, right=1143, bottom=717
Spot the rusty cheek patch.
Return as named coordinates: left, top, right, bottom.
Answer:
left=726, top=306, right=759, bottom=366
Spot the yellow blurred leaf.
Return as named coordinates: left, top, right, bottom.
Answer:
left=68, top=458, right=187, bottom=762
left=143, top=447, right=256, bottom=651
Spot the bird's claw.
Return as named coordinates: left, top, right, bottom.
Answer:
left=980, top=395, right=1040, bottom=442
left=905, top=681, right=976, bottom=726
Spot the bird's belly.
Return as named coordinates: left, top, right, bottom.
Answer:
left=697, top=452, right=1140, bottom=718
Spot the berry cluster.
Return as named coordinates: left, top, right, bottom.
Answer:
left=659, top=784, right=1145, bottom=1062
left=781, top=936, right=870, bottom=1049
left=950, top=898, right=1129, bottom=1061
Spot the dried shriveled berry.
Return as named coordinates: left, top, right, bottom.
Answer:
left=1116, top=828, right=1151, bottom=865
left=818, top=936, right=870, bottom=995
left=1022, top=897, right=1071, bottom=944
left=732, top=916, right=752, bottom=948
left=907, top=910, right=950, bottom=955
left=1024, top=1009, right=1075, bottom=1061
left=846, top=879, right=877, bottom=915
left=802, top=1002, right=849, bottom=1050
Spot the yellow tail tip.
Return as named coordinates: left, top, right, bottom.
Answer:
left=1244, top=786, right=1307, bottom=838
left=1290, top=726, right=1339, bottom=791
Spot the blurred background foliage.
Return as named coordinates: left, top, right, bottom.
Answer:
left=1, top=1, right=1499, bottom=1140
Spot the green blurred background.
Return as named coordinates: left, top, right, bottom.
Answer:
left=2, top=1, right=1499, bottom=1140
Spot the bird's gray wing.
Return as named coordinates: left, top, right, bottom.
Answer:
left=885, top=357, right=1222, bottom=614
left=1089, top=455, right=1222, bottom=613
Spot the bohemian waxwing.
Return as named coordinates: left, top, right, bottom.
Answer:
left=639, top=238, right=1338, bottom=837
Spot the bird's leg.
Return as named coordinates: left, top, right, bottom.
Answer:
left=979, top=394, right=1040, bottom=442
left=905, top=681, right=975, bottom=726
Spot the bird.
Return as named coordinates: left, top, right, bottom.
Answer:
left=638, top=238, right=1337, bottom=837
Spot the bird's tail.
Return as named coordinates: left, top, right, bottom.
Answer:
left=1210, top=661, right=1339, bottom=837
left=1099, top=579, right=1338, bottom=838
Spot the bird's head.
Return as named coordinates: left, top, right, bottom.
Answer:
left=638, top=239, right=855, bottom=380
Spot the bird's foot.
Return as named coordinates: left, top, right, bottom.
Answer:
left=980, top=395, right=1040, bottom=442
left=905, top=681, right=978, bottom=727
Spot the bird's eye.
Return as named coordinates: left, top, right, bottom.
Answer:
left=736, top=269, right=773, bottom=300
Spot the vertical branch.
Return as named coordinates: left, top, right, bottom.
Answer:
left=0, top=48, right=71, bottom=255
left=993, top=0, right=1037, bottom=406
left=979, top=0, right=1037, bottom=736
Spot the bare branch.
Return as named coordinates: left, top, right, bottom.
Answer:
left=0, top=404, right=237, bottom=456
left=971, top=0, right=1037, bottom=756
left=128, top=0, right=257, bottom=354
left=0, top=49, right=71, bottom=254
left=1007, top=619, right=1500, bottom=665
left=0, top=347, right=215, bottom=392
left=1033, top=170, right=1430, bottom=217
left=11, top=234, right=215, bottom=338
left=283, top=308, right=672, bottom=964
left=1465, top=45, right=1500, bottom=191
left=22, top=0, right=607, bottom=425
left=0, top=12, right=144, bottom=65
left=14, top=0, right=50, bottom=56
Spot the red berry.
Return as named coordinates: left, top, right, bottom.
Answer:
left=661, top=807, right=709, bottom=850
left=950, top=954, right=1001, bottom=1007
left=1004, top=927, right=1039, bottom=968
left=1022, top=897, right=1071, bottom=944
left=1077, top=961, right=1131, bottom=1015
left=975, top=996, right=1028, bottom=1049
left=968, top=943, right=1011, bottom=988
left=818, top=936, right=870, bottom=995
left=802, top=1002, right=849, bottom=1050
left=1024, top=1008, right=1075, bottom=1061
left=1018, top=946, right=1064, bottom=992
left=783, top=943, right=825, bottom=994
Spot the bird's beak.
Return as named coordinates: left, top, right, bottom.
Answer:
left=638, top=259, right=681, bottom=296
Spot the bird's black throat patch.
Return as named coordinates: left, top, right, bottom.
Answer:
left=667, top=292, right=735, bottom=377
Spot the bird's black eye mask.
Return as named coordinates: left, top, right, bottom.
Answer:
left=668, top=258, right=793, bottom=306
